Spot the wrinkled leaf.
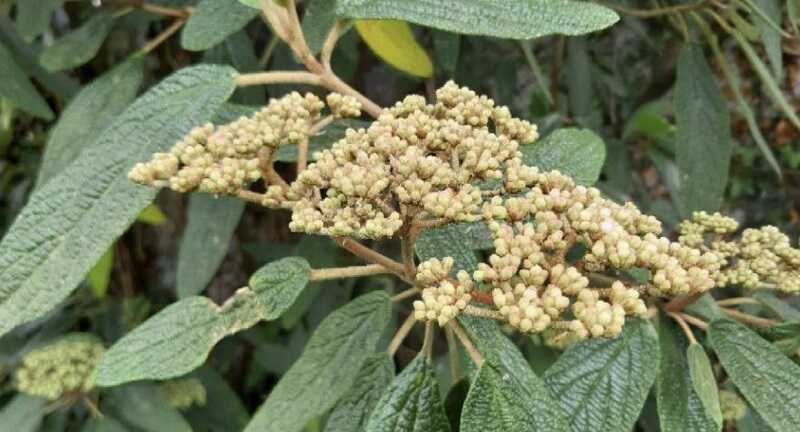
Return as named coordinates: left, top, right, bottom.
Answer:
left=0, top=40, right=53, bottom=119
left=656, top=316, right=721, bottom=432
left=0, top=394, right=46, bottom=432
left=184, top=367, right=251, bottom=432
left=521, top=127, right=606, bottom=185
left=14, top=0, right=61, bottom=42
left=274, top=119, right=371, bottom=162
left=39, top=12, right=115, bottom=71
left=336, top=0, right=619, bottom=39
left=177, top=194, right=245, bottom=298
left=751, top=0, right=783, bottom=79
left=674, top=44, right=731, bottom=217
left=104, top=383, right=192, bottom=432
left=181, top=0, right=259, bottom=51
left=245, top=291, right=392, bottom=432
left=0, top=65, right=236, bottom=339
left=432, top=30, right=460, bottom=76
left=365, top=353, right=450, bottom=432
left=37, top=57, right=146, bottom=187
left=544, top=318, right=658, bottom=432
left=708, top=319, right=800, bottom=432
left=248, top=256, right=311, bottom=319
left=325, top=353, right=395, bottom=432
left=354, top=20, right=433, bottom=78
left=302, top=0, right=338, bottom=53
left=80, top=417, right=128, bottom=432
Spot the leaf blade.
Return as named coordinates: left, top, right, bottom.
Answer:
left=354, top=19, right=433, bottom=78
left=181, top=0, right=259, bottom=51
left=521, top=127, right=606, bottom=186
left=0, top=40, right=53, bottom=119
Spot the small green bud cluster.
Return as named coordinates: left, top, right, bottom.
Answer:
left=14, top=334, right=104, bottom=400
left=412, top=257, right=474, bottom=326
left=160, top=377, right=207, bottom=410
left=278, top=81, right=538, bottom=238
left=678, top=212, right=800, bottom=292
left=719, top=390, right=747, bottom=421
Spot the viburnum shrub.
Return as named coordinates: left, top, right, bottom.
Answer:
left=1, top=0, right=800, bottom=431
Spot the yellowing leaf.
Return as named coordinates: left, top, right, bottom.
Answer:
left=354, top=20, right=433, bottom=78
left=137, top=204, right=167, bottom=225
left=88, top=247, right=114, bottom=299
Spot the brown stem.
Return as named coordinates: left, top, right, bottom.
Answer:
left=309, top=264, right=390, bottom=281
left=423, top=322, right=434, bottom=361
left=333, top=237, right=413, bottom=284
left=400, top=222, right=417, bottom=280
left=716, top=297, right=761, bottom=307
left=319, top=72, right=382, bottom=118
left=138, top=18, right=185, bottom=55
left=721, top=307, right=777, bottom=328
left=258, top=147, right=289, bottom=190
left=388, top=314, right=417, bottom=356
left=449, top=320, right=485, bottom=368
left=392, top=287, right=421, bottom=302
left=237, top=190, right=267, bottom=205
left=470, top=290, right=494, bottom=306
left=679, top=312, right=709, bottom=330
left=297, top=136, right=310, bottom=173
left=667, top=311, right=698, bottom=345
left=445, top=326, right=461, bottom=383
left=665, top=292, right=703, bottom=313
left=235, top=71, right=323, bottom=87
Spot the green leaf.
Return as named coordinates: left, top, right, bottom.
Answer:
left=656, top=315, right=721, bottom=432
left=88, top=247, right=114, bottom=299
left=302, top=0, right=337, bottom=54
left=245, top=291, right=392, bottom=432
left=0, top=395, right=46, bottom=432
left=708, top=319, right=800, bottom=431
left=416, top=224, right=480, bottom=273
left=688, top=344, right=723, bottom=426
left=354, top=19, right=434, bottom=78
left=238, top=0, right=260, bottom=8
left=0, top=64, right=236, bottom=339
left=37, top=57, right=146, bottom=187
left=521, top=127, right=606, bottom=185
left=544, top=318, right=658, bottom=432
left=325, top=353, right=395, bottom=432
left=248, top=256, right=311, bottom=320
left=104, top=383, right=192, bottom=432
left=674, top=44, right=731, bottom=217
left=335, top=0, right=619, bottom=39
left=432, top=30, right=460, bottom=76
left=81, top=417, right=128, bottom=432
left=184, top=367, right=251, bottom=432
left=751, top=0, right=783, bottom=79
left=365, top=353, right=451, bottom=432
left=274, top=119, right=371, bottom=162
left=566, top=37, right=593, bottom=122
left=181, top=0, right=259, bottom=51
left=461, top=360, right=566, bottom=432
left=14, top=0, right=61, bottom=42
left=753, top=291, right=800, bottom=321
left=0, top=40, right=53, bottom=119
left=177, top=194, right=245, bottom=298
left=39, top=12, right=115, bottom=71
left=137, top=203, right=168, bottom=225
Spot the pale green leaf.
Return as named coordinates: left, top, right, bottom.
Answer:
left=754, top=291, right=800, bottom=321
left=521, top=127, right=606, bottom=185
left=751, top=0, right=783, bottom=79
left=248, top=256, right=311, bottom=320
left=688, top=344, right=722, bottom=427
left=0, top=64, right=236, bottom=339
left=0, top=40, right=53, bottom=119
left=708, top=318, right=800, bottom=432
left=325, top=353, right=395, bottom=432
left=181, top=0, right=259, bottom=51
left=335, top=0, right=619, bottom=39
left=14, top=0, right=61, bottom=42
left=104, top=383, right=192, bottom=432
left=80, top=417, right=128, bottom=432
left=544, top=318, right=658, bottom=432
left=177, top=194, right=244, bottom=298
left=302, top=0, right=337, bottom=54
left=245, top=291, right=392, bottom=432
left=674, top=44, right=731, bottom=217
left=238, top=0, right=260, bottom=8
left=39, top=12, right=115, bottom=71
left=656, top=315, right=721, bottom=432
left=354, top=19, right=433, bottom=78
left=37, top=57, right=145, bottom=187
left=0, top=394, right=46, bottom=432
left=365, top=353, right=451, bottom=432
left=88, top=247, right=114, bottom=299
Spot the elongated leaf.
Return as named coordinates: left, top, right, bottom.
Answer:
left=365, top=353, right=450, bottom=432
left=181, top=0, right=259, bottom=51
left=656, top=316, right=721, bottom=432
left=462, top=360, right=564, bottom=432
left=708, top=319, right=800, bottom=431
left=354, top=20, right=433, bottom=78
left=39, top=12, right=115, bottom=71
left=245, top=291, right=392, bottom=432
left=81, top=417, right=128, bottom=432
left=752, top=0, right=783, bottom=79
left=88, top=247, right=114, bottom=299
left=104, top=383, right=192, bottom=432
left=754, top=291, right=800, bottom=321
left=37, top=57, right=145, bottom=187
left=184, top=367, right=251, bottom=432
left=674, top=44, right=731, bottom=217
left=302, top=0, right=337, bottom=54
left=325, top=353, right=395, bottom=432
left=0, top=394, right=46, bottom=432
left=14, top=0, right=61, bottom=42
left=521, top=127, right=606, bottom=185
left=688, top=344, right=722, bottom=426
left=0, top=65, right=236, bottom=339
left=432, top=30, right=460, bottom=76
left=177, top=194, right=245, bottom=298
left=0, top=40, right=53, bottom=119
left=544, top=318, right=658, bottom=432
left=336, top=0, right=619, bottom=39
left=248, top=256, right=311, bottom=319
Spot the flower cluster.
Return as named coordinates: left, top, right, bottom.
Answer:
left=678, top=211, right=800, bottom=292
left=129, top=92, right=358, bottom=195
left=14, top=334, right=104, bottom=400
left=275, top=81, right=538, bottom=238
left=160, top=377, right=207, bottom=410
left=412, top=257, right=474, bottom=326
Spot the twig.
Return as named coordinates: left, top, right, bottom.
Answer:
left=137, top=18, right=185, bottom=55
left=258, top=36, right=280, bottom=68
left=598, top=0, right=714, bottom=18
left=470, top=290, right=494, bottom=306
left=320, top=21, right=343, bottom=71
left=334, top=237, right=413, bottom=284
left=392, top=287, right=421, bottom=302
left=237, top=190, right=267, bottom=205
left=667, top=311, right=698, bottom=345
left=716, top=297, right=761, bottom=307
left=665, top=292, right=703, bottom=313
left=235, top=71, right=323, bottom=87
left=445, top=326, right=460, bottom=383
left=83, top=396, right=103, bottom=419
left=449, top=320, right=485, bottom=368
left=309, top=264, right=390, bottom=281
left=388, top=314, right=417, bottom=356
left=679, top=312, right=709, bottom=330
left=423, top=322, right=434, bottom=361
left=721, top=307, right=777, bottom=328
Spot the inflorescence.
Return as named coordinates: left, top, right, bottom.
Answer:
left=160, top=377, right=207, bottom=410
left=14, top=334, right=105, bottom=400
left=129, top=81, right=800, bottom=342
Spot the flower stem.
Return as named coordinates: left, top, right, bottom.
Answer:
left=449, top=320, right=485, bottom=368
left=309, top=264, right=390, bottom=281
left=388, top=314, right=417, bottom=356
left=667, top=311, right=698, bottom=345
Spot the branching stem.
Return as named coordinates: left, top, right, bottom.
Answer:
left=309, top=264, right=390, bottom=281
left=138, top=18, right=185, bottom=55
left=667, top=311, right=698, bottom=345
left=449, top=320, right=485, bottom=368
left=333, top=237, right=413, bottom=284
left=679, top=312, right=709, bottom=330
left=721, top=307, right=777, bottom=328
left=388, top=314, right=417, bottom=356
left=716, top=297, right=761, bottom=307
left=392, top=287, right=421, bottom=302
